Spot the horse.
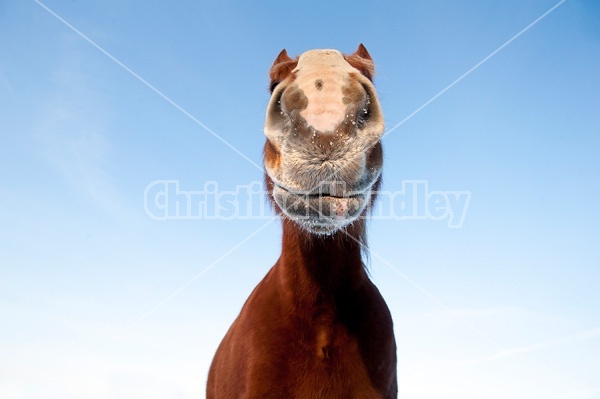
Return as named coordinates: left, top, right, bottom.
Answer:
left=207, top=44, right=397, bottom=399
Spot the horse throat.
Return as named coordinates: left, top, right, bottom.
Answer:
left=278, top=219, right=367, bottom=299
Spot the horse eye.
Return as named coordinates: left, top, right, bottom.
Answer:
left=270, top=80, right=280, bottom=93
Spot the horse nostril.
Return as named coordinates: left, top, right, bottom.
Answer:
left=357, top=93, right=371, bottom=126
left=352, top=93, right=372, bottom=129
left=271, top=89, right=284, bottom=114
left=270, top=80, right=281, bottom=93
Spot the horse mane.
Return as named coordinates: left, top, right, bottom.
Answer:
left=344, top=54, right=375, bottom=81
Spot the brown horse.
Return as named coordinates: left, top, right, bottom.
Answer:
left=207, top=45, right=397, bottom=399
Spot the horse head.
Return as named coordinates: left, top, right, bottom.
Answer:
left=264, top=44, right=385, bottom=235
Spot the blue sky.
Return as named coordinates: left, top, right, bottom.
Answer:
left=1, top=0, right=599, bottom=398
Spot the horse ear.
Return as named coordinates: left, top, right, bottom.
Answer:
left=354, top=44, right=373, bottom=62
left=346, top=44, right=375, bottom=81
left=269, top=49, right=298, bottom=92
left=272, top=49, right=293, bottom=66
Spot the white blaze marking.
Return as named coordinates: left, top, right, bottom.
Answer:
left=294, top=50, right=357, bottom=133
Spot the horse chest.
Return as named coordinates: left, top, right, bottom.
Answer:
left=283, top=328, right=379, bottom=399
left=285, top=312, right=366, bottom=371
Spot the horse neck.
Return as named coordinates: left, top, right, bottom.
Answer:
left=276, top=219, right=368, bottom=304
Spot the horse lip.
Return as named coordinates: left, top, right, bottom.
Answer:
left=270, top=179, right=371, bottom=235
left=272, top=181, right=367, bottom=199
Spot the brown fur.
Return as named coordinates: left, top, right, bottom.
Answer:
left=269, top=49, right=299, bottom=93
left=344, top=44, right=375, bottom=81
left=207, top=45, right=397, bottom=399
